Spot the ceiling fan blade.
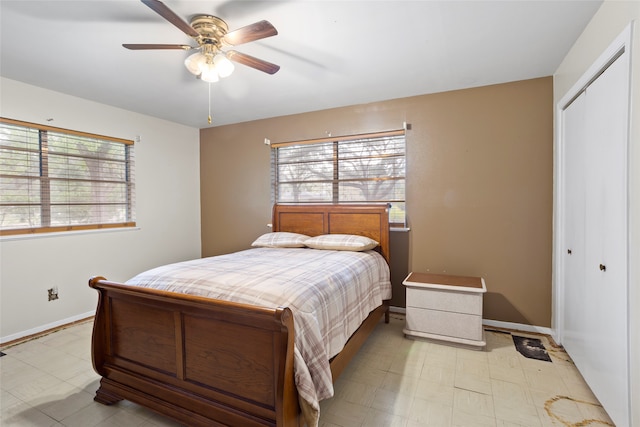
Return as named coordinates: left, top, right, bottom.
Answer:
left=123, top=44, right=193, bottom=50
left=141, top=0, right=199, bottom=38
left=223, top=20, right=277, bottom=46
left=227, top=50, right=280, bottom=75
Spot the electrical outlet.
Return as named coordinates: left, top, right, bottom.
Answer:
left=47, top=287, right=59, bottom=301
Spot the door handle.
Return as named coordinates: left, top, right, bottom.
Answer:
left=567, top=249, right=572, bottom=255
left=599, top=264, right=606, bottom=272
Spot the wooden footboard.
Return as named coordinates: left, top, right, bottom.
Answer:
left=89, top=276, right=299, bottom=427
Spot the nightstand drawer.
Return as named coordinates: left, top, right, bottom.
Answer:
left=406, top=307, right=483, bottom=341
left=406, top=287, right=482, bottom=315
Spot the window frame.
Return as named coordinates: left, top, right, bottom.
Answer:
left=0, top=117, right=136, bottom=236
left=271, top=129, right=406, bottom=226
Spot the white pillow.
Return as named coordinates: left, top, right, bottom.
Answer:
left=251, top=232, right=311, bottom=248
left=304, top=234, right=379, bottom=251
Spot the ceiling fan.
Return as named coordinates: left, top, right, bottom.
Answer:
left=123, top=0, right=280, bottom=83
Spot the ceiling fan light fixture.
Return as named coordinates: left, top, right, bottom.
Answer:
left=213, top=53, right=234, bottom=78
left=184, top=52, right=207, bottom=75
left=200, top=63, right=220, bottom=83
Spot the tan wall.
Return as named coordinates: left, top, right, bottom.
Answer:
left=200, top=76, right=553, bottom=327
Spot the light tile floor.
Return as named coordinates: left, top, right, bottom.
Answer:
left=0, top=314, right=615, bottom=426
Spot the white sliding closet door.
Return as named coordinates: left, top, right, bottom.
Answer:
left=560, top=47, right=630, bottom=426
left=584, top=50, right=629, bottom=426
left=561, top=92, right=587, bottom=359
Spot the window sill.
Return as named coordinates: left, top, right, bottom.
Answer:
left=0, top=226, right=141, bottom=242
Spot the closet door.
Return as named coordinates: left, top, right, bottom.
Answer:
left=560, top=92, right=586, bottom=362
left=560, top=48, right=629, bottom=427
left=582, top=50, right=629, bottom=427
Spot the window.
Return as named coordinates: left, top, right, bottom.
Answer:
left=0, top=118, right=135, bottom=236
left=272, top=130, right=406, bottom=225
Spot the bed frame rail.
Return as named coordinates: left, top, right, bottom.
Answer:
left=89, top=276, right=299, bottom=427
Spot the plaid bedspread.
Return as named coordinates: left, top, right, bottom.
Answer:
left=125, top=247, right=391, bottom=420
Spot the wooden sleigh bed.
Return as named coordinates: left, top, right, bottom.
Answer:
left=89, top=204, right=391, bottom=427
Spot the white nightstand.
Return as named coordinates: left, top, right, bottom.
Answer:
left=403, top=272, right=487, bottom=349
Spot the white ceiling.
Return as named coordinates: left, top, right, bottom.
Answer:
left=0, top=0, right=602, bottom=128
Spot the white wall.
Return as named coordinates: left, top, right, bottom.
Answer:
left=553, top=1, right=640, bottom=425
left=0, top=78, right=202, bottom=342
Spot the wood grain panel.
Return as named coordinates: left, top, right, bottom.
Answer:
left=183, top=315, right=276, bottom=406
left=275, top=212, right=325, bottom=236
left=329, top=212, right=382, bottom=241
left=109, top=298, right=177, bottom=375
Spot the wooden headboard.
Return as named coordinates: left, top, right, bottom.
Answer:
left=272, top=204, right=390, bottom=264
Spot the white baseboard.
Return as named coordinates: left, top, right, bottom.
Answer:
left=1, top=310, right=95, bottom=345
left=482, top=319, right=554, bottom=337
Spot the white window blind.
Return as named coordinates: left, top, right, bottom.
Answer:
left=271, top=130, right=406, bottom=225
left=0, top=118, right=135, bottom=236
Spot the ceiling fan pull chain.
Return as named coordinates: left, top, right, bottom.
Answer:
left=208, top=82, right=212, bottom=124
